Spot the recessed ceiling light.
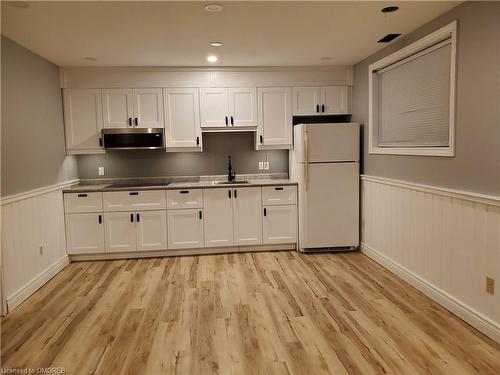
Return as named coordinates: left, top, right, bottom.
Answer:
left=381, top=6, right=399, bottom=13
left=204, top=4, right=223, bottom=12
left=84, top=56, right=97, bottom=61
left=209, top=41, right=223, bottom=47
left=9, top=1, right=30, bottom=8
left=320, top=57, right=332, bottom=61
left=207, top=55, right=218, bottom=63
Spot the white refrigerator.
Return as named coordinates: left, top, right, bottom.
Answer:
left=289, top=123, right=359, bottom=252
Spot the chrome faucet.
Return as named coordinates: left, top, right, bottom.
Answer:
left=227, top=155, right=236, bottom=182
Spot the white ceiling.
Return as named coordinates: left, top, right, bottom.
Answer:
left=2, top=1, right=460, bottom=67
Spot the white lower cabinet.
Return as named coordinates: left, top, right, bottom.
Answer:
left=104, top=212, right=137, bottom=252
left=65, top=213, right=105, bottom=254
left=203, top=188, right=234, bottom=247
left=167, top=209, right=204, bottom=249
left=232, top=187, right=262, bottom=245
left=263, top=205, right=297, bottom=244
left=136, top=210, right=168, bottom=251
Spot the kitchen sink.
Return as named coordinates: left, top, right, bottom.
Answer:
left=213, top=180, right=249, bottom=185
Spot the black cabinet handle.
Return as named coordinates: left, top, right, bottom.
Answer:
left=180, top=190, right=189, bottom=194
left=99, top=138, right=103, bottom=147
left=77, top=194, right=88, bottom=197
left=196, top=136, right=199, bottom=146
left=228, top=190, right=231, bottom=198
left=260, top=135, right=263, bottom=144
left=98, top=215, right=102, bottom=224
left=275, top=187, right=284, bottom=191
left=230, top=116, right=234, bottom=126
left=225, top=116, right=228, bottom=126
left=322, top=104, right=325, bottom=113
left=128, top=118, right=132, bottom=126
left=264, top=208, right=267, bottom=216
left=130, top=213, right=134, bottom=222
left=134, top=117, right=138, bottom=126
left=136, top=213, right=140, bottom=222
left=316, top=105, right=320, bottom=113
left=234, top=189, right=237, bottom=198
left=199, top=210, right=202, bottom=220
left=129, top=192, right=139, bottom=195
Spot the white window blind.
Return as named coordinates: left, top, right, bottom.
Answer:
left=377, top=40, right=451, bottom=147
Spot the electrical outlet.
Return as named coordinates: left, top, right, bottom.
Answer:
left=39, top=245, right=43, bottom=255
left=486, top=277, right=495, bottom=295
left=263, top=161, right=270, bottom=170
left=258, top=161, right=264, bottom=170
left=98, top=166, right=105, bottom=176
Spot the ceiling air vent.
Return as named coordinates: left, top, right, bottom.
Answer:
left=378, top=34, right=401, bottom=43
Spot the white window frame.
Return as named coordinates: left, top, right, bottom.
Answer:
left=368, top=21, right=457, bottom=157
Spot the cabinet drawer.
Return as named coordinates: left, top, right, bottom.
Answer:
left=103, top=190, right=166, bottom=211
left=64, top=192, right=103, bottom=213
left=166, top=189, right=203, bottom=209
left=262, top=186, right=297, bottom=206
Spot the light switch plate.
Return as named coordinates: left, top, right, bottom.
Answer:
left=263, top=161, right=270, bottom=170
left=98, top=166, right=105, bottom=176
left=258, top=162, right=264, bottom=170
left=486, top=277, right=495, bottom=295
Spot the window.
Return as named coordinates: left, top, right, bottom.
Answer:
left=369, top=21, right=457, bottom=156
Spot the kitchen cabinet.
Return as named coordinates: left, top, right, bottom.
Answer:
left=102, top=88, right=163, bottom=128
left=63, top=89, right=104, bottom=154
left=163, top=88, right=202, bottom=150
left=103, top=190, right=166, bottom=212
left=64, top=192, right=103, bottom=214
left=65, top=213, right=105, bottom=254
left=263, top=205, right=297, bottom=244
left=232, top=187, right=262, bottom=245
left=167, top=209, right=204, bottom=249
left=292, top=86, right=350, bottom=115
left=203, top=188, right=234, bottom=247
left=256, top=87, right=292, bottom=149
left=200, top=88, right=257, bottom=128
left=104, top=210, right=167, bottom=252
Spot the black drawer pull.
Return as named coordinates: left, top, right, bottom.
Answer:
left=134, top=117, right=138, bottom=126
left=225, top=116, right=228, bottom=126
left=228, top=190, right=231, bottom=198
left=234, top=189, right=237, bottom=198
left=196, top=136, right=200, bottom=146
left=199, top=210, right=202, bottom=220
left=180, top=190, right=189, bottom=194
left=275, top=187, right=284, bottom=191
left=77, top=194, right=88, bottom=197
left=136, top=213, right=140, bottom=222
left=128, top=118, right=132, bottom=126
left=264, top=208, right=267, bottom=216
left=98, top=215, right=102, bottom=224
left=316, top=104, right=320, bottom=113
left=322, top=104, right=325, bottom=113
left=99, top=138, right=103, bottom=147
left=230, top=116, right=234, bottom=126
left=260, top=135, right=263, bottom=144
left=129, top=192, right=139, bottom=195
left=130, top=213, right=134, bottom=222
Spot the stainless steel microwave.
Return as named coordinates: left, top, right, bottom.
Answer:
left=101, top=128, right=165, bottom=150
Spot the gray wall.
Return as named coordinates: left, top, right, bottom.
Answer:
left=1, top=37, right=77, bottom=197
left=352, top=1, right=500, bottom=195
left=77, top=132, right=288, bottom=179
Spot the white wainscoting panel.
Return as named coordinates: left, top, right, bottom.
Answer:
left=1, top=187, right=70, bottom=312
left=361, top=175, right=500, bottom=343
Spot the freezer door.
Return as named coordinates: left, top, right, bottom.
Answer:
left=300, top=162, right=359, bottom=249
left=294, top=123, right=359, bottom=163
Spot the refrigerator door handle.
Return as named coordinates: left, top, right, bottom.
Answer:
left=304, top=128, right=309, bottom=191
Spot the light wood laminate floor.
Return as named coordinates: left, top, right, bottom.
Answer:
left=2, top=251, right=499, bottom=374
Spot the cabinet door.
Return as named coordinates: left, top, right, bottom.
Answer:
left=321, top=86, right=350, bottom=114
left=232, top=187, right=262, bottom=246
left=257, top=87, right=292, bottom=147
left=203, top=188, right=233, bottom=247
left=292, top=87, right=321, bottom=115
left=263, top=205, right=297, bottom=244
left=200, top=88, right=229, bottom=127
left=164, top=88, right=202, bottom=149
left=102, top=89, right=133, bottom=128
left=104, top=212, right=137, bottom=252
left=63, top=89, right=103, bottom=153
left=133, top=88, right=164, bottom=128
left=167, top=209, right=204, bottom=249
left=136, top=210, right=167, bottom=251
left=65, top=213, right=105, bottom=254
left=228, top=88, right=257, bottom=127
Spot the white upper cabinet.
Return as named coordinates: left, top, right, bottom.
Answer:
left=135, top=210, right=168, bottom=251
left=163, top=88, right=202, bottom=150
left=200, top=88, right=230, bottom=127
left=103, top=88, right=164, bottom=128
left=102, top=89, right=134, bottom=128
left=256, top=87, right=292, bottom=149
left=200, top=88, right=257, bottom=128
left=63, top=89, right=104, bottom=154
left=203, top=188, right=234, bottom=247
left=292, top=86, right=350, bottom=115
left=228, top=88, right=257, bottom=127
left=232, top=187, right=262, bottom=246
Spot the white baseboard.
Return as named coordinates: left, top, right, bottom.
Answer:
left=360, top=243, right=500, bottom=343
left=6, top=256, right=70, bottom=312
